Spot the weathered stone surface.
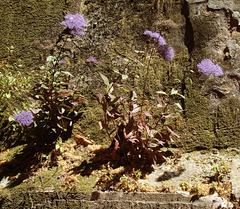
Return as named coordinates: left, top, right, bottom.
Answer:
left=208, top=0, right=240, bottom=12
left=1, top=0, right=240, bottom=150
left=227, top=40, right=240, bottom=67
left=180, top=0, right=240, bottom=151
left=229, top=155, right=240, bottom=202
left=0, top=191, right=208, bottom=209
left=232, top=11, right=240, bottom=25
left=198, top=194, right=233, bottom=209
left=0, top=0, right=66, bottom=66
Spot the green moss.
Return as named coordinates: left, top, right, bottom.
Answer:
left=0, top=145, right=26, bottom=161
left=0, top=0, right=66, bottom=66
left=179, top=73, right=240, bottom=152
left=75, top=103, right=108, bottom=144
left=215, top=98, right=240, bottom=148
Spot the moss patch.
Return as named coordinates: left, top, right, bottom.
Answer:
left=0, top=0, right=66, bottom=66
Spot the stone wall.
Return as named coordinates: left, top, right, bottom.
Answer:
left=1, top=0, right=240, bottom=151
left=0, top=0, right=66, bottom=66
left=182, top=0, right=240, bottom=150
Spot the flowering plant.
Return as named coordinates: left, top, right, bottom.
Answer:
left=30, top=55, right=84, bottom=144
left=143, top=30, right=175, bottom=61
left=98, top=30, right=181, bottom=167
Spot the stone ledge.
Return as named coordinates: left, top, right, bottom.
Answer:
left=0, top=191, right=208, bottom=209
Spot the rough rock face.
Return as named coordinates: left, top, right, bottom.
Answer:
left=0, top=0, right=66, bottom=65
left=182, top=0, right=240, bottom=150
left=1, top=0, right=240, bottom=151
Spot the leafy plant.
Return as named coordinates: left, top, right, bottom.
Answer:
left=212, top=161, right=229, bottom=183
left=0, top=47, right=34, bottom=147
left=98, top=31, right=183, bottom=167
left=30, top=55, right=85, bottom=144
left=0, top=47, right=32, bottom=104
left=27, top=13, right=90, bottom=145
left=180, top=182, right=190, bottom=191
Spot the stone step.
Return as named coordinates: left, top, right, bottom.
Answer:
left=87, top=200, right=207, bottom=209
left=1, top=191, right=210, bottom=209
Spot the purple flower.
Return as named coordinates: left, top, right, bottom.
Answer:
left=14, top=111, right=34, bottom=126
left=58, top=60, right=68, bottom=65
left=143, top=30, right=174, bottom=61
left=158, top=45, right=175, bottom=61
left=143, top=30, right=166, bottom=45
left=60, top=14, right=87, bottom=36
left=197, top=59, right=224, bottom=76
left=86, top=57, right=101, bottom=64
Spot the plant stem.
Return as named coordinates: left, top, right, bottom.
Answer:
left=140, top=49, right=154, bottom=115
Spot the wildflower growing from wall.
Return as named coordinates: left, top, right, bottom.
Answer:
left=60, top=14, right=87, bottom=36
left=143, top=30, right=174, bottom=61
left=158, top=45, right=175, bottom=61
left=86, top=57, right=101, bottom=64
left=13, top=111, right=34, bottom=126
left=58, top=60, right=68, bottom=65
left=143, top=30, right=166, bottom=46
left=197, top=59, right=224, bottom=76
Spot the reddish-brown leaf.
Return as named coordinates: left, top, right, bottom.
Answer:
left=74, top=134, right=93, bottom=146
left=167, top=126, right=180, bottom=138
left=144, top=111, right=152, bottom=117
left=77, top=98, right=85, bottom=102
left=97, top=93, right=102, bottom=104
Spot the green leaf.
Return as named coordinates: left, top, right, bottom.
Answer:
left=187, top=77, right=193, bottom=85
left=62, top=71, right=73, bottom=77
left=40, top=66, right=46, bottom=70
left=124, top=58, right=130, bottom=62
left=113, top=68, right=120, bottom=74
left=130, top=91, right=137, bottom=100
left=5, top=92, right=11, bottom=98
left=22, top=102, right=28, bottom=110
left=106, top=84, right=114, bottom=93
left=99, top=73, right=109, bottom=86
left=178, top=94, right=185, bottom=99
left=175, top=103, right=183, bottom=110
left=156, top=91, right=168, bottom=95
left=46, top=56, right=55, bottom=62
left=170, top=88, right=178, bottom=95
left=8, top=115, right=15, bottom=122
left=170, top=88, right=185, bottom=99
left=121, top=74, right=128, bottom=80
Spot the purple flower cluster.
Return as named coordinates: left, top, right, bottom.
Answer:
left=14, top=111, right=34, bottom=126
left=86, top=57, right=101, bottom=64
left=143, top=30, right=167, bottom=46
left=157, top=45, right=175, bottom=62
left=60, top=14, right=87, bottom=36
left=143, top=30, right=174, bottom=61
left=58, top=60, right=68, bottom=65
left=197, top=59, right=224, bottom=76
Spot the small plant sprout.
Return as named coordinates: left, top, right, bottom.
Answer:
left=212, top=161, right=229, bottom=183
left=180, top=182, right=190, bottom=191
